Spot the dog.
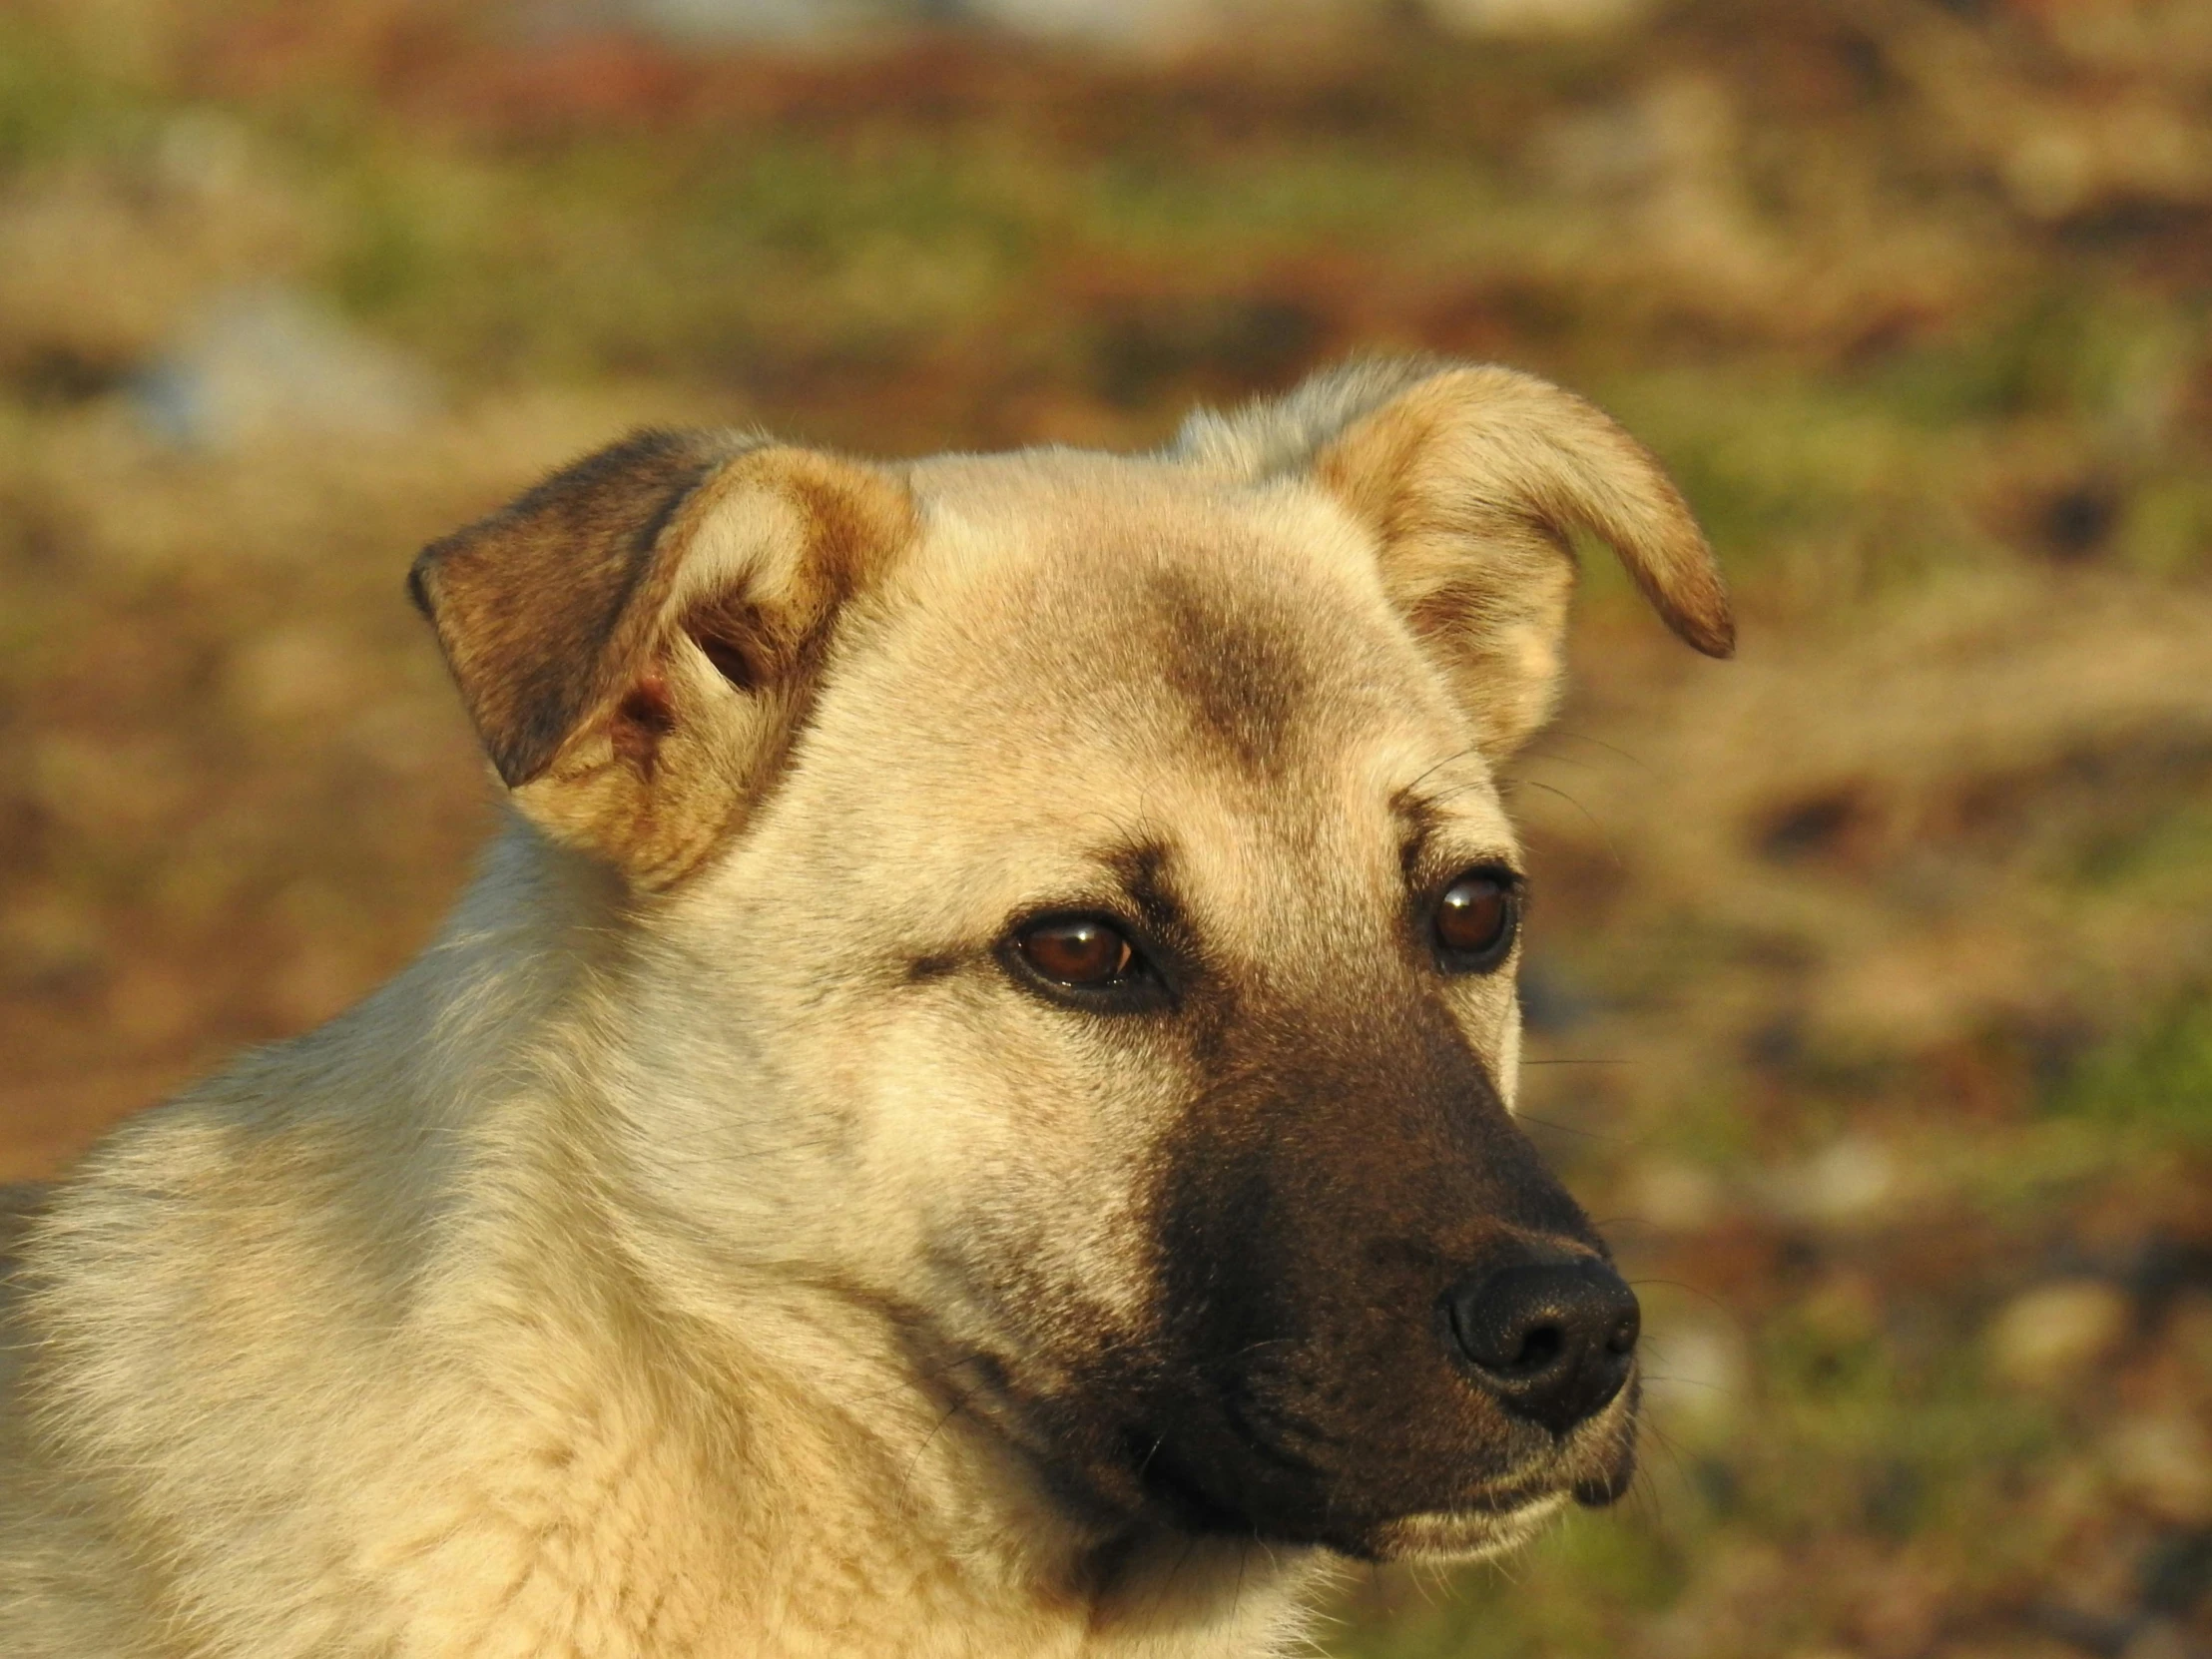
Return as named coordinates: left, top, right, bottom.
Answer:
left=0, top=356, right=1730, bottom=1657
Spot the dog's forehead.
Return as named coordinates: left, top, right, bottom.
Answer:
left=892, top=448, right=1437, bottom=776
left=755, top=450, right=1520, bottom=910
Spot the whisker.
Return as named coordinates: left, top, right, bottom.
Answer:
left=1509, top=1111, right=1626, bottom=1143
left=1541, top=728, right=1661, bottom=780
left=1501, top=779, right=1623, bottom=867
left=1625, top=1278, right=1743, bottom=1324
left=1397, top=746, right=1488, bottom=802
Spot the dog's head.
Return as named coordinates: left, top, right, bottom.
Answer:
left=411, top=358, right=1729, bottom=1561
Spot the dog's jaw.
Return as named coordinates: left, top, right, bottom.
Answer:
left=1371, top=1492, right=1573, bottom=1563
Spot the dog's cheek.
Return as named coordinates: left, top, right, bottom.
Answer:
left=754, top=993, right=1173, bottom=1342
left=917, top=1036, right=1186, bottom=1353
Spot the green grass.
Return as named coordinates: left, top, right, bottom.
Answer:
left=2052, top=992, right=2212, bottom=1144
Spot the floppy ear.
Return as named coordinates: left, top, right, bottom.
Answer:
left=1177, top=357, right=1731, bottom=759
left=409, top=429, right=915, bottom=886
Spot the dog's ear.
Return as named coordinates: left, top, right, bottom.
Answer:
left=1178, top=358, right=1731, bottom=759
left=410, top=430, right=915, bottom=885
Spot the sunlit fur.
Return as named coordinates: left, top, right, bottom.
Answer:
left=0, top=359, right=1726, bottom=1657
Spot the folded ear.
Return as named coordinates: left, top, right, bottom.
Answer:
left=409, top=430, right=915, bottom=886
left=1176, top=357, right=1731, bottom=759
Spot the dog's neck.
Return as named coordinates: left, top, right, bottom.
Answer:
left=379, top=825, right=1328, bottom=1658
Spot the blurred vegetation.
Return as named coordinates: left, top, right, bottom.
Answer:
left=0, top=1, right=2206, bottom=1655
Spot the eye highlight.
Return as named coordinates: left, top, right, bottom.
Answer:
left=1011, top=917, right=1139, bottom=990
left=1432, top=868, right=1520, bottom=972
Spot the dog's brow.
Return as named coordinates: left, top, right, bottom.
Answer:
left=1096, top=839, right=1186, bottom=936
left=1393, top=791, right=1447, bottom=879
left=1392, top=789, right=1515, bottom=882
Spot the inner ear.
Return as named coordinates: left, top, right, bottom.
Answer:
left=684, top=604, right=766, bottom=696
left=1293, top=360, right=1730, bottom=758
left=411, top=436, right=915, bottom=887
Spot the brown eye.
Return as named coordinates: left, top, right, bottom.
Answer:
left=1015, top=918, right=1137, bottom=988
left=1434, top=870, right=1518, bottom=969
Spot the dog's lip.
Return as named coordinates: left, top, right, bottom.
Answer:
left=1215, top=1392, right=1617, bottom=1522
left=1375, top=1491, right=1570, bottom=1560
left=931, top=1344, right=1634, bottom=1546
left=1132, top=1405, right=1596, bottom=1547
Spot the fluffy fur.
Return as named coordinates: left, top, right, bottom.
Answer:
left=0, top=358, right=1728, bottom=1657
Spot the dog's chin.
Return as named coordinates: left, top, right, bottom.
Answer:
left=1126, top=1421, right=1642, bottom=1564
left=1362, top=1491, right=1572, bottom=1563
left=1121, top=1433, right=1637, bottom=1563
left=1307, top=1449, right=1640, bottom=1562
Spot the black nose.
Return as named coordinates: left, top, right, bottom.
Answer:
left=1444, top=1260, right=1640, bottom=1435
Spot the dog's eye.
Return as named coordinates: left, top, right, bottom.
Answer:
left=1434, top=869, right=1519, bottom=971
left=1014, top=918, right=1137, bottom=988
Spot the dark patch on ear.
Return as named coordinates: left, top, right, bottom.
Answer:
left=610, top=675, right=676, bottom=779
left=668, top=454, right=908, bottom=705
left=1147, top=568, right=1308, bottom=775
left=408, top=428, right=754, bottom=787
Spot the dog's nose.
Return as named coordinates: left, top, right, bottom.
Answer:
left=1444, top=1260, right=1640, bottom=1435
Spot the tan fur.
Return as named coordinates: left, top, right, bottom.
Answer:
left=1177, top=357, right=1730, bottom=757
left=0, top=358, right=1727, bottom=1657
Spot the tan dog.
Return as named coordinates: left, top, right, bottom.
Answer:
left=0, top=357, right=1729, bottom=1658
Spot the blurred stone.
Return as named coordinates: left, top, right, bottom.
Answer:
left=2105, top=1413, right=2212, bottom=1523
left=1989, top=1280, right=2133, bottom=1388
left=1642, top=1316, right=1748, bottom=1436
left=1537, top=100, right=1667, bottom=198
left=134, top=286, right=435, bottom=453
left=0, top=145, right=313, bottom=387
left=1995, top=97, right=2211, bottom=223
left=1763, top=1136, right=1903, bottom=1227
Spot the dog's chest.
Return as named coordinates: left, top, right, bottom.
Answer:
left=364, top=1374, right=1300, bottom=1659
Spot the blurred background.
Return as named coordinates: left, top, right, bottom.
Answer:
left=1, top=0, right=2209, bottom=1653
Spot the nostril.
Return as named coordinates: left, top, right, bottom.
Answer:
left=1512, top=1324, right=1564, bottom=1373
left=1606, top=1308, right=1640, bottom=1356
